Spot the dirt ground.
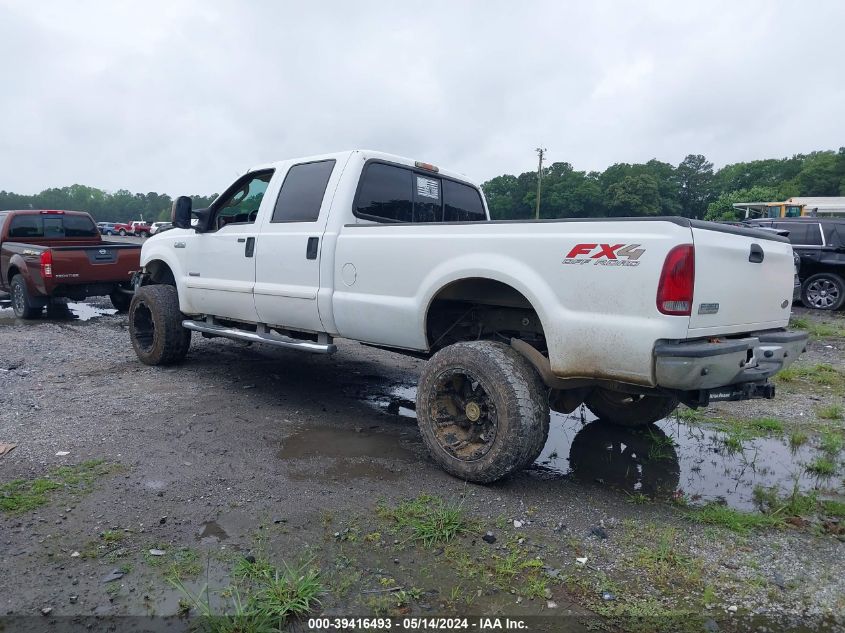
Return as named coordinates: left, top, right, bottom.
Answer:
left=1, top=298, right=843, bottom=632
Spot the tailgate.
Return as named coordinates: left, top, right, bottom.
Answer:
left=50, top=244, right=141, bottom=283
left=688, top=222, right=793, bottom=335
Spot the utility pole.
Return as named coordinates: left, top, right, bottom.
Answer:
left=534, top=147, right=546, bottom=220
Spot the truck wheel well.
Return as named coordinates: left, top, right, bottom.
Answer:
left=425, top=278, right=546, bottom=353
left=7, top=266, right=21, bottom=285
left=145, top=260, right=176, bottom=286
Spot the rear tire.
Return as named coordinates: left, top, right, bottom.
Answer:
left=129, top=284, right=191, bottom=365
left=416, top=341, right=549, bottom=483
left=10, top=274, right=42, bottom=319
left=585, top=388, right=678, bottom=428
left=109, top=288, right=132, bottom=312
left=801, top=273, right=845, bottom=311
left=119, top=229, right=127, bottom=236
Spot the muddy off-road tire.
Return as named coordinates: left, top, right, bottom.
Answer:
left=129, top=284, right=191, bottom=365
left=10, top=274, right=42, bottom=319
left=109, top=288, right=132, bottom=312
left=585, top=388, right=679, bottom=428
left=416, top=341, right=549, bottom=483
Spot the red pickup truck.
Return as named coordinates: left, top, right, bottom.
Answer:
left=0, top=210, right=142, bottom=318
left=113, top=221, right=151, bottom=237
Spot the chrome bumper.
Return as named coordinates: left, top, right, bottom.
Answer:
left=654, top=330, right=808, bottom=391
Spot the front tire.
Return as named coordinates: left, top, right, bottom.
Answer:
left=416, top=341, right=549, bottom=483
left=801, top=273, right=845, bottom=311
left=585, top=388, right=678, bottom=428
left=119, top=229, right=127, bottom=236
left=129, top=285, right=191, bottom=365
left=10, top=274, right=42, bottom=319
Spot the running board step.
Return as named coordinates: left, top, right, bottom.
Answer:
left=182, top=320, right=336, bottom=354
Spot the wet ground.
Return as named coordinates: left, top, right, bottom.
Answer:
left=367, top=386, right=842, bottom=512
left=1, top=300, right=843, bottom=630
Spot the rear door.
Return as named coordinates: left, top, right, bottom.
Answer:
left=688, top=224, right=794, bottom=335
left=253, top=159, right=340, bottom=332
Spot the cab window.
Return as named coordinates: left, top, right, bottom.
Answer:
left=775, top=222, right=822, bottom=246
left=354, top=162, right=485, bottom=223
left=210, top=170, right=274, bottom=230
left=271, top=160, right=335, bottom=223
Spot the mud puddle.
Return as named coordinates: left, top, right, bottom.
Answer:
left=0, top=299, right=116, bottom=324
left=278, top=426, right=418, bottom=481
left=369, top=385, right=842, bottom=510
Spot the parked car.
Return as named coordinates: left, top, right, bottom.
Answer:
left=0, top=210, right=141, bottom=317
left=149, top=222, right=172, bottom=235
left=744, top=217, right=845, bottom=310
left=96, top=222, right=117, bottom=235
left=127, top=150, right=806, bottom=484
left=113, top=221, right=151, bottom=237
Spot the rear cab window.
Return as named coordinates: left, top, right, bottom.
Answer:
left=8, top=213, right=98, bottom=239
left=354, top=161, right=486, bottom=223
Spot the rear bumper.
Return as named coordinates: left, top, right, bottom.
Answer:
left=654, top=329, right=808, bottom=392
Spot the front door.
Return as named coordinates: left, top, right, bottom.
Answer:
left=184, top=170, right=274, bottom=323
left=253, top=159, right=339, bottom=332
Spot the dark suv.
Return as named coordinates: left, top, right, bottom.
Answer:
left=744, top=217, right=845, bottom=310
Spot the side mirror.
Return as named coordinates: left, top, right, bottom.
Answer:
left=171, top=196, right=193, bottom=229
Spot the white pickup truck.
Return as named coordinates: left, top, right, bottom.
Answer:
left=129, top=150, right=807, bottom=482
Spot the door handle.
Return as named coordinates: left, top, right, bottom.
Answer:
left=749, top=243, right=764, bottom=263
left=306, top=237, right=319, bottom=260
left=245, top=237, right=255, bottom=258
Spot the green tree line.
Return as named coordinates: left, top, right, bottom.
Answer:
left=1, top=148, right=843, bottom=223
left=0, top=185, right=217, bottom=224
left=482, top=148, right=845, bottom=221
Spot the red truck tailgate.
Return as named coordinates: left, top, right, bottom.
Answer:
left=48, top=242, right=141, bottom=284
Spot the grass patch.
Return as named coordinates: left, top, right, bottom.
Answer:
left=748, top=417, right=784, bottom=433
left=805, top=456, right=838, bottom=477
left=776, top=363, right=844, bottom=388
left=171, top=557, right=323, bottom=628
left=688, top=503, right=783, bottom=534
left=819, top=431, right=844, bottom=455
left=377, top=494, right=471, bottom=546
left=816, top=404, right=844, bottom=421
left=146, top=547, right=203, bottom=581
left=789, top=317, right=845, bottom=339
left=821, top=500, right=845, bottom=518
left=789, top=431, right=809, bottom=450
left=0, top=460, right=113, bottom=514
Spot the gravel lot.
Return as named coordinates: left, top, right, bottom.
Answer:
left=0, top=298, right=843, bottom=632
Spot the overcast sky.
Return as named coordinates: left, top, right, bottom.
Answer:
left=1, top=1, right=843, bottom=196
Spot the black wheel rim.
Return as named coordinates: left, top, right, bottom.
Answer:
left=12, top=283, right=25, bottom=315
left=806, top=278, right=840, bottom=309
left=428, top=368, right=498, bottom=462
left=132, top=302, right=156, bottom=352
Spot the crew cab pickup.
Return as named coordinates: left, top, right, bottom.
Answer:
left=0, top=210, right=140, bottom=318
left=129, top=150, right=808, bottom=483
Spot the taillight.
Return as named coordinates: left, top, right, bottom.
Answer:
left=40, top=250, right=53, bottom=279
left=656, top=244, right=694, bottom=316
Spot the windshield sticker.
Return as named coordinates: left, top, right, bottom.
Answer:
left=416, top=176, right=440, bottom=199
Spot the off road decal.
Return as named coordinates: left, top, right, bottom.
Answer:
left=563, top=243, right=645, bottom=267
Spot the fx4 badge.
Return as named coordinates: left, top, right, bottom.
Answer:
left=563, top=243, right=645, bottom=267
